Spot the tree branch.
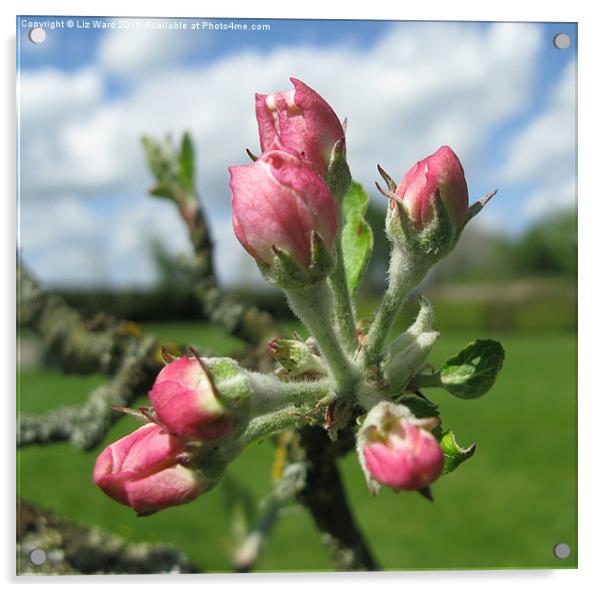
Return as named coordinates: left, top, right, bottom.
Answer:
left=142, top=134, right=280, bottom=346
left=18, top=265, right=145, bottom=376
left=18, top=336, right=160, bottom=450
left=289, top=426, right=380, bottom=571
left=17, top=498, right=200, bottom=574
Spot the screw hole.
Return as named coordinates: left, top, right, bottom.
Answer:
left=553, top=543, right=571, bottom=559
left=29, top=548, right=47, bottom=565
left=553, top=33, right=570, bottom=49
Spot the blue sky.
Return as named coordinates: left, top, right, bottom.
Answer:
left=17, top=17, right=577, bottom=288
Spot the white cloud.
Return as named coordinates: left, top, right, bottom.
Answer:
left=106, top=195, right=193, bottom=287
left=502, top=60, right=576, bottom=218
left=19, top=22, right=545, bottom=287
left=19, top=67, right=102, bottom=126
left=98, top=21, right=202, bottom=79
left=19, top=195, right=106, bottom=286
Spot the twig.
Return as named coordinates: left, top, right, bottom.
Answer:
left=18, top=337, right=159, bottom=450
left=142, top=134, right=280, bottom=346
left=233, top=495, right=288, bottom=572
left=233, top=435, right=308, bottom=572
left=290, top=426, right=380, bottom=571
left=18, top=265, right=143, bottom=376
left=17, top=498, right=200, bottom=574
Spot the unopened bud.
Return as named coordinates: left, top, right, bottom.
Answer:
left=93, top=424, right=210, bottom=515
left=356, top=401, right=443, bottom=495
left=381, top=297, right=439, bottom=391
left=149, top=354, right=251, bottom=441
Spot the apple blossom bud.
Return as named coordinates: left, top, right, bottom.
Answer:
left=149, top=355, right=233, bottom=441
left=395, top=146, right=468, bottom=230
left=268, top=336, right=327, bottom=379
left=356, top=401, right=443, bottom=494
left=385, top=146, right=469, bottom=262
left=93, top=424, right=207, bottom=515
left=150, top=354, right=254, bottom=441
left=255, top=78, right=346, bottom=178
left=229, top=149, right=337, bottom=286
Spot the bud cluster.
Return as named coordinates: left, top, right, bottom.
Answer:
left=96, top=77, right=501, bottom=516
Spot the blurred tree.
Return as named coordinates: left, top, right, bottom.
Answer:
left=361, top=200, right=576, bottom=292
left=513, top=209, right=577, bottom=277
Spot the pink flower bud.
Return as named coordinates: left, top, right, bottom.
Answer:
left=93, top=424, right=204, bottom=515
left=363, top=419, right=444, bottom=491
left=356, top=401, right=443, bottom=494
left=255, top=78, right=345, bottom=177
left=149, top=356, right=233, bottom=441
left=395, top=146, right=468, bottom=231
left=229, top=149, right=337, bottom=268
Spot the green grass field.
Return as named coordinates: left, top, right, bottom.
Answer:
left=17, top=323, right=577, bottom=571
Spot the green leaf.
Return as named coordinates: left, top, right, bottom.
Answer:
left=179, top=132, right=195, bottom=192
left=141, top=136, right=164, bottom=180
left=396, top=392, right=439, bottom=420
left=341, top=181, right=373, bottom=294
left=439, top=430, right=477, bottom=476
left=149, top=184, right=175, bottom=200
left=440, top=339, right=505, bottom=399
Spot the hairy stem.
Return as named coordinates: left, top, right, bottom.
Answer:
left=285, top=282, right=358, bottom=394
left=361, top=247, right=426, bottom=368
left=240, top=408, right=306, bottom=445
left=247, top=375, right=330, bottom=416
left=328, top=236, right=359, bottom=354
left=407, top=372, right=443, bottom=390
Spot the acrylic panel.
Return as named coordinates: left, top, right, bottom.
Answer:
left=16, top=16, right=577, bottom=574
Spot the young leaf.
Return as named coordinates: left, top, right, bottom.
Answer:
left=439, top=339, right=505, bottom=399
left=341, top=181, right=373, bottom=294
left=439, top=430, right=477, bottom=476
left=396, top=392, right=439, bottom=420
left=149, top=183, right=175, bottom=200
left=179, top=132, right=195, bottom=192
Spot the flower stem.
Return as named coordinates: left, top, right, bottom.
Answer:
left=406, top=372, right=443, bottom=390
left=248, top=374, right=330, bottom=416
left=361, top=247, right=427, bottom=368
left=240, top=407, right=305, bottom=445
left=328, top=235, right=359, bottom=355
left=285, top=281, right=358, bottom=395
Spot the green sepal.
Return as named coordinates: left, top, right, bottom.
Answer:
left=439, top=430, right=477, bottom=476
left=192, top=444, right=230, bottom=481
left=202, top=356, right=253, bottom=436
left=415, top=191, right=458, bottom=259
left=341, top=181, right=374, bottom=294
left=386, top=190, right=461, bottom=265
left=259, top=232, right=334, bottom=289
left=385, top=196, right=416, bottom=249
left=440, top=339, right=505, bottom=399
